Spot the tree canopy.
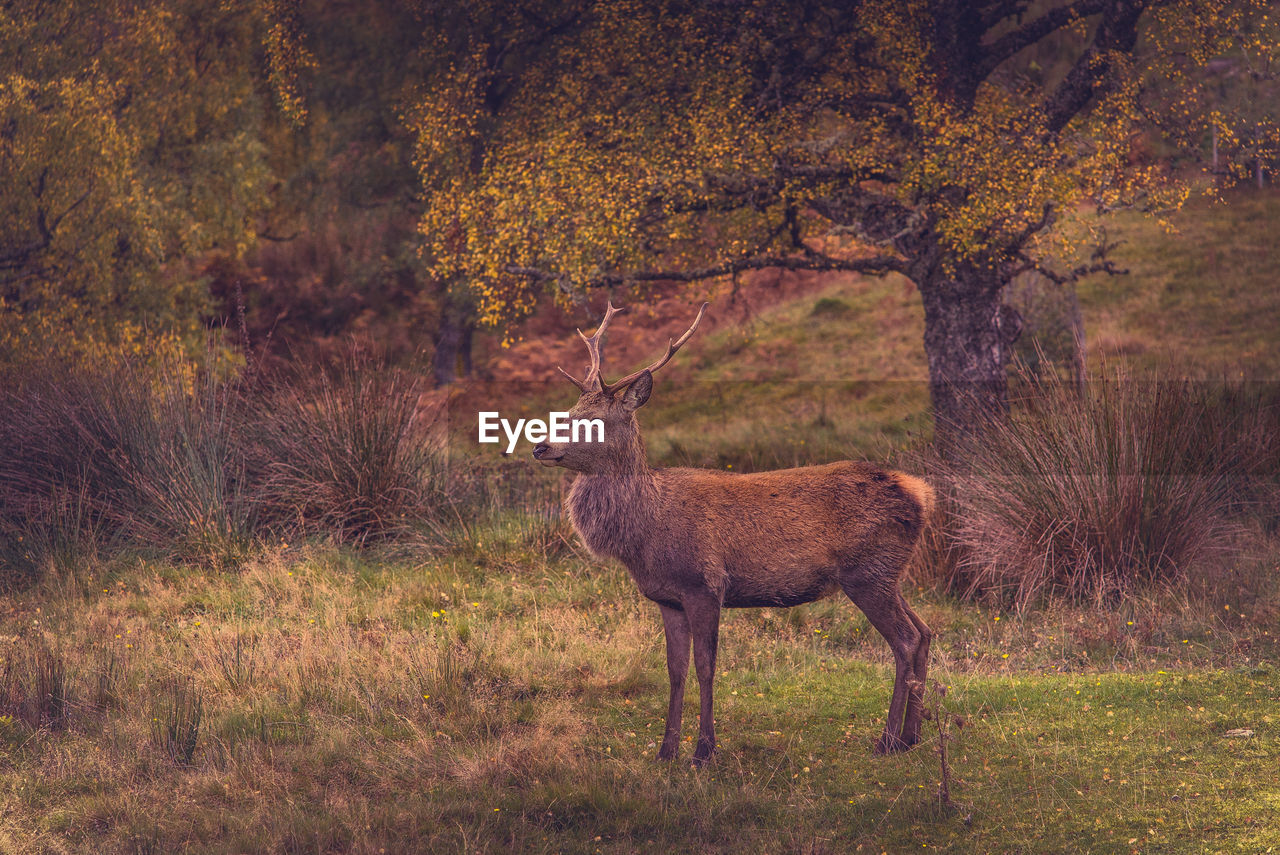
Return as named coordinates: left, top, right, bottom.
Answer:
left=0, top=0, right=276, bottom=363
left=412, top=0, right=1277, bottom=434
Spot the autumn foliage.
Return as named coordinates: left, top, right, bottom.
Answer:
left=409, top=0, right=1278, bottom=431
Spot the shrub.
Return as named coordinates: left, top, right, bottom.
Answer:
left=0, top=355, right=254, bottom=573
left=243, top=350, right=451, bottom=544
left=810, top=296, right=853, bottom=318
left=939, top=365, right=1278, bottom=608
left=1, top=346, right=459, bottom=584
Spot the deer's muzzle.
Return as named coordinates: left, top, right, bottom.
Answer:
left=532, top=443, right=563, bottom=464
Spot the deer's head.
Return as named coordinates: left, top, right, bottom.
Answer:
left=533, top=301, right=708, bottom=475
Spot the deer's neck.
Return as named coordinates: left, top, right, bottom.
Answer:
left=567, top=467, right=658, bottom=566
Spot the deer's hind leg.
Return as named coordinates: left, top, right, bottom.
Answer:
left=841, top=577, right=924, bottom=754
left=898, top=592, right=932, bottom=746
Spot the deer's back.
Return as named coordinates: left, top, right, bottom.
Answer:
left=651, top=461, right=927, bottom=606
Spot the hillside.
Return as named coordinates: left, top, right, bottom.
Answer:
left=1076, top=188, right=1280, bottom=375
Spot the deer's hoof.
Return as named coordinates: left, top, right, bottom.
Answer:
left=691, top=740, right=715, bottom=767
left=656, top=745, right=678, bottom=762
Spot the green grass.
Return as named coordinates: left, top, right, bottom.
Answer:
left=459, top=189, right=1280, bottom=476
left=452, top=272, right=932, bottom=474
left=642, top=273, right=931, bottom=469
left=1, top=529, right=1277, bottom=853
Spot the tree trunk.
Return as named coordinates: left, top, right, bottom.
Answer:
left=1067, top=281, right=1087, bottom=399
left=917, top=270, right=1018, bottom=453
left=432, top=302, right=473, bottom=386
left=459, top=322, right=474, bottom=378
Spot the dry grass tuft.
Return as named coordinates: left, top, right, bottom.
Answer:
left=150, top=677, right=204, bottom=765
left=0, top=348, right=461, bottom=584
left=936, top=364, right=1278, bottom=608
left=1, top=637, right=70, bottom=730
left=243, top=351, right=451, bottom=544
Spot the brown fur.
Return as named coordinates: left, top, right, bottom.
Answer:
left=534, top=311, right=933, bottom=766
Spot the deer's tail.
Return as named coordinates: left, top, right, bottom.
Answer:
left=892, top=472, right=936, bottom=521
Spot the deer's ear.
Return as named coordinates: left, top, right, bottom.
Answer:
left=619, top=370, right=652, bottom=411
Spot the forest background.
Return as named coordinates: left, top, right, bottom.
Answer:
left=2, top=1, right=1279, bottom=852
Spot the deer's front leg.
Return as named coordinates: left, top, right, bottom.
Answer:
left=686, top=596, right=722, bottom=767
left=657, top=604, right=691, bottom=761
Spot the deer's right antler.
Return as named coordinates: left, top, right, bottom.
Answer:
left=557, top=301, right=709, bottom=395
left=602, top=302, right=707, bottom=395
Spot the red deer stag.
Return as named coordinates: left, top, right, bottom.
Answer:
left=533, top=302, right=934, bottom=766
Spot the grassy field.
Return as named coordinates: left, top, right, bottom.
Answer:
left=462, top=187, right=1280, bottom=473
left=2, top=188, right=1279, bottom=853
left=1, top=533, right=1277, bottom=854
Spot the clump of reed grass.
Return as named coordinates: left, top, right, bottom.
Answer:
left=0, top=345, right=462, bottom=583
left=0, top=354, right=253, bottom=573
left=242, top=350, right=450, bottom=544
left=937, top=363, right=1277, bottom=608
left=0, top=637, right=70, bottom=730
left=150, top=677, right=204, bottom=765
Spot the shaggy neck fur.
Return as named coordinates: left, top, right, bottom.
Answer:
left=566, top=426, right=656, bottom=563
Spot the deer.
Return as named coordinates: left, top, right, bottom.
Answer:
left=532, top=301, right=935, bottom=767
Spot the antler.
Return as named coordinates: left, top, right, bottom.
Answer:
left=556, top=301, right=627, bottom=392
left=557, top=301, right=709, bottom=395
left=602, top=302, right=708, bottom=394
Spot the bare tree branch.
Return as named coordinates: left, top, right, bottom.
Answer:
left=980, top=0, right=1033, bottom=31
left=1003, top=202, right=1058, bottom=254
left=977, top=0, right=1110, bottom=79
left=1012, top=254, right=1127, bottom=284
left=506, top=250, right=906, bottom=290
left=1041, top=0, right=1148, bottom=135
